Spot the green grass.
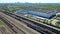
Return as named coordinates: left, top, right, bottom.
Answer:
left=0, top=20, right=3, bottom=26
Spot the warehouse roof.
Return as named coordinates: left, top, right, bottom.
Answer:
left=16, top=9, right=57, bottom=19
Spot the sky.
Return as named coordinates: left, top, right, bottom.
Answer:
left=0, top=0, right=60, bottom=3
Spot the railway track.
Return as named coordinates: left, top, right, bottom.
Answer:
left=0, top=12, right=40, bottom=34
left=0, top=16, right=26, bottom=34
left=1, top=11, right=60, bottom=34
left=0, top=30, right=4, bottom=34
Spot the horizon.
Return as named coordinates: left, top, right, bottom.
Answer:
left=0, top=0, right=60, bottom=3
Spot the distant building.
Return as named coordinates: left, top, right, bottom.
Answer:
left=17, top=10, right=57, bottom=19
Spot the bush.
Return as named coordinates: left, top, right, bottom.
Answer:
left=56, top=14, right=60, bottom=17
left=56, top=21, right=60, bottom=26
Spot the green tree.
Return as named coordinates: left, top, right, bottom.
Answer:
left=56, top=21, right=60, bottom=26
